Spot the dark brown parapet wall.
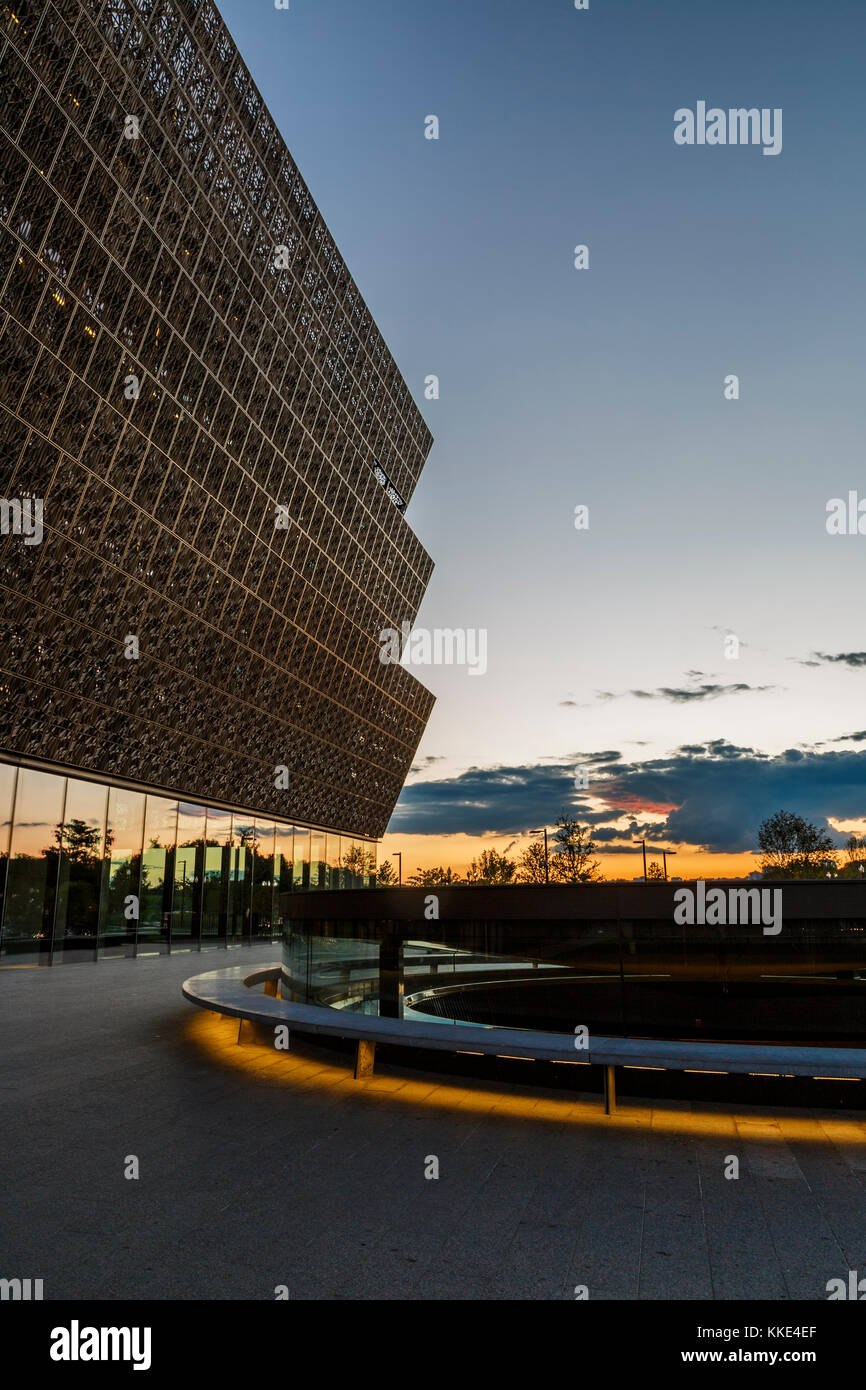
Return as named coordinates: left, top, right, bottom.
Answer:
left=284, top=883, right=866, bottom=1044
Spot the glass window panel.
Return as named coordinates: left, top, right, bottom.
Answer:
left=0, top=761, right=18, bottom=951
left=229, top=816, right=254, bottom=944
left=55, top=777, right=108, bottom=962
left=310, top=829, right=325, bottom=890
left=201, top=806, right=232, bottom=949
left=251, top=821, right=275, bottom=940
left=273, top=823, right=294, bottom=937
left=140, top=795, right=177, bottom=954
left=173, top=802, right=204, bottom=949
left=2, top=768, right=65, bottom=962
left=342, top=840, right=373, bottom=890
left=292, top=825, right=310, bottom=890
left=97, top=786, right=144, bottom=959
left=325, top=833, right=341, bottom=890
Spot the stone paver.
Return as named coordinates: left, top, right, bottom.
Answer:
left=1, top=950, right=865, bottom=1300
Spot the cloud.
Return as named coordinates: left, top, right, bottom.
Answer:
left=628, top=683, right=773, bottom=703
left=388, top=743, right=866, bottom=853
left=409, top=755, right=446, bottom=774
left=593, top=676, right=774, bottom=704
left=810, top=652, right=866, bottom=669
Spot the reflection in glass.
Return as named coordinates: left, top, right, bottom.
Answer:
left=251, top=821, right=275, bottom=940
left=341, top=840, right=374, bottom=889
left=0, top=757, right=376, bottom=966
left=97, top=785, right=144, bottom=959
left=325, top=833, right=341, bottom=890
left=2, top=768, right=65, bottom=961
left=229, top=817, right=254, bottom=945
left=202, top=807, right=232, bottom=950
left=273, top=824, right=294, bottom=936
left=174, top=802, right=205, bottom=949
left=56, top=778, right=108, bottom=962
left=140, top=795, right=177, bottom=954
left=310, top=830, right=325, bottom=890
left=0, top=762, right=18, bottom=948
left=292, top=825, right=310, bottom=890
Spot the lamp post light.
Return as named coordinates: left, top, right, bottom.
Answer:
left=395, top=851, right=402, bottom=886
left=636, top=838, right=647, bottom=881
left=529, top=827, right=549, bottom=884
left=662, top=850, right=676, bottom=881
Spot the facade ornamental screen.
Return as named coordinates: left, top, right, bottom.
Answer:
left=0, top=0, right=435, bottom=916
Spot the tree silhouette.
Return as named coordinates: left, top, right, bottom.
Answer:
left=407, top=865, right=459, bottom=886
left=375, top=858, right=398, bottom=886
left=468, top=847, right=516, bottom=885
left=549, top=813, right=601, bottom=883
left=757, top=810, right=836, bottom=879
left=516, top=840, right=547, bottom=883
left=51, top=819, right=101, bottom=865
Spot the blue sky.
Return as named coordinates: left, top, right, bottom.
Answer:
left=219, top=0, right=866, bottom=870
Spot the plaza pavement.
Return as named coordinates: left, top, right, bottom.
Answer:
left=2, top=947, right=866, bottom=1300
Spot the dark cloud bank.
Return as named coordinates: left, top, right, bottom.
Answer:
left=391, top=741, right=866, bottom=853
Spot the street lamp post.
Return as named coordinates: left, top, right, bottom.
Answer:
left=662, top=850, right=676, bottom=881
left=636, top=839, right=647, bottom=880
left=529, top=828, right=549, bottom=884
left=395, top=851, right=402, bottom=886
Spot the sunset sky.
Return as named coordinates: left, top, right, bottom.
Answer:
left=221, top=0, right=866, bottom=879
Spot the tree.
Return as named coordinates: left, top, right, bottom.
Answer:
left=340, top=843, right=376, bottom=883
left=840, top=834, right=866, bottom=879
left=516, top=840, right=547, bottom=884
left=646, top=862, right=664, bottom=881
left=468, top=847, right=516, bottom=885
left=48, top=820, right=104, bottom=938
left=757, top=810, right=837, bottom=879
left=407, top=865, right=458, bottom=887
left=51, top=819, right=101, bottom=865
left=549, top=813, right=601, bottom=883
left=375, top=858, right=398, bottom=886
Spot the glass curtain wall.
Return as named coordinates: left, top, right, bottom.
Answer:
left=273, top=824, right=294, bottom=938
left=0, top=760, right=371, bottom=965
left=202, top=807, right=233, bottom=951
left=251, top=822, right=276, bottom=941
left=310, top=830, right=326, bottom=891
left=55, top=778, right=109, bottom=963
left=229, top=818, right=254, bottom=946
left=98, top=787, right=146, bottom=961
left=0, top=763, right=15, bottom=946
left=174, top=804, right=205, bottom=951
left=2, top=768, right=65, bottom=965
left=293, top=826, right=310, bottom=890
left=140, top=795, right=178, bottom=956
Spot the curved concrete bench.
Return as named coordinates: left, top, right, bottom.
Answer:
left=182, top=963, right=866, bottom=1113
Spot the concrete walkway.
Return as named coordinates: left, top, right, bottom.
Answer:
left=2, top=949, right=865, bottom=1300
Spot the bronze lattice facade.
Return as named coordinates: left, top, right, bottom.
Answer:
left=0, top=0, right=435, bottom=842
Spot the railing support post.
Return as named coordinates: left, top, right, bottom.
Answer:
left=354, top=1039, right=376, bottom=1079
left=603, top=1063, right=616, bottom=1114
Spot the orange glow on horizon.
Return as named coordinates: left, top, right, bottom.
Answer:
left=378, top=832, right=761, bottom=882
